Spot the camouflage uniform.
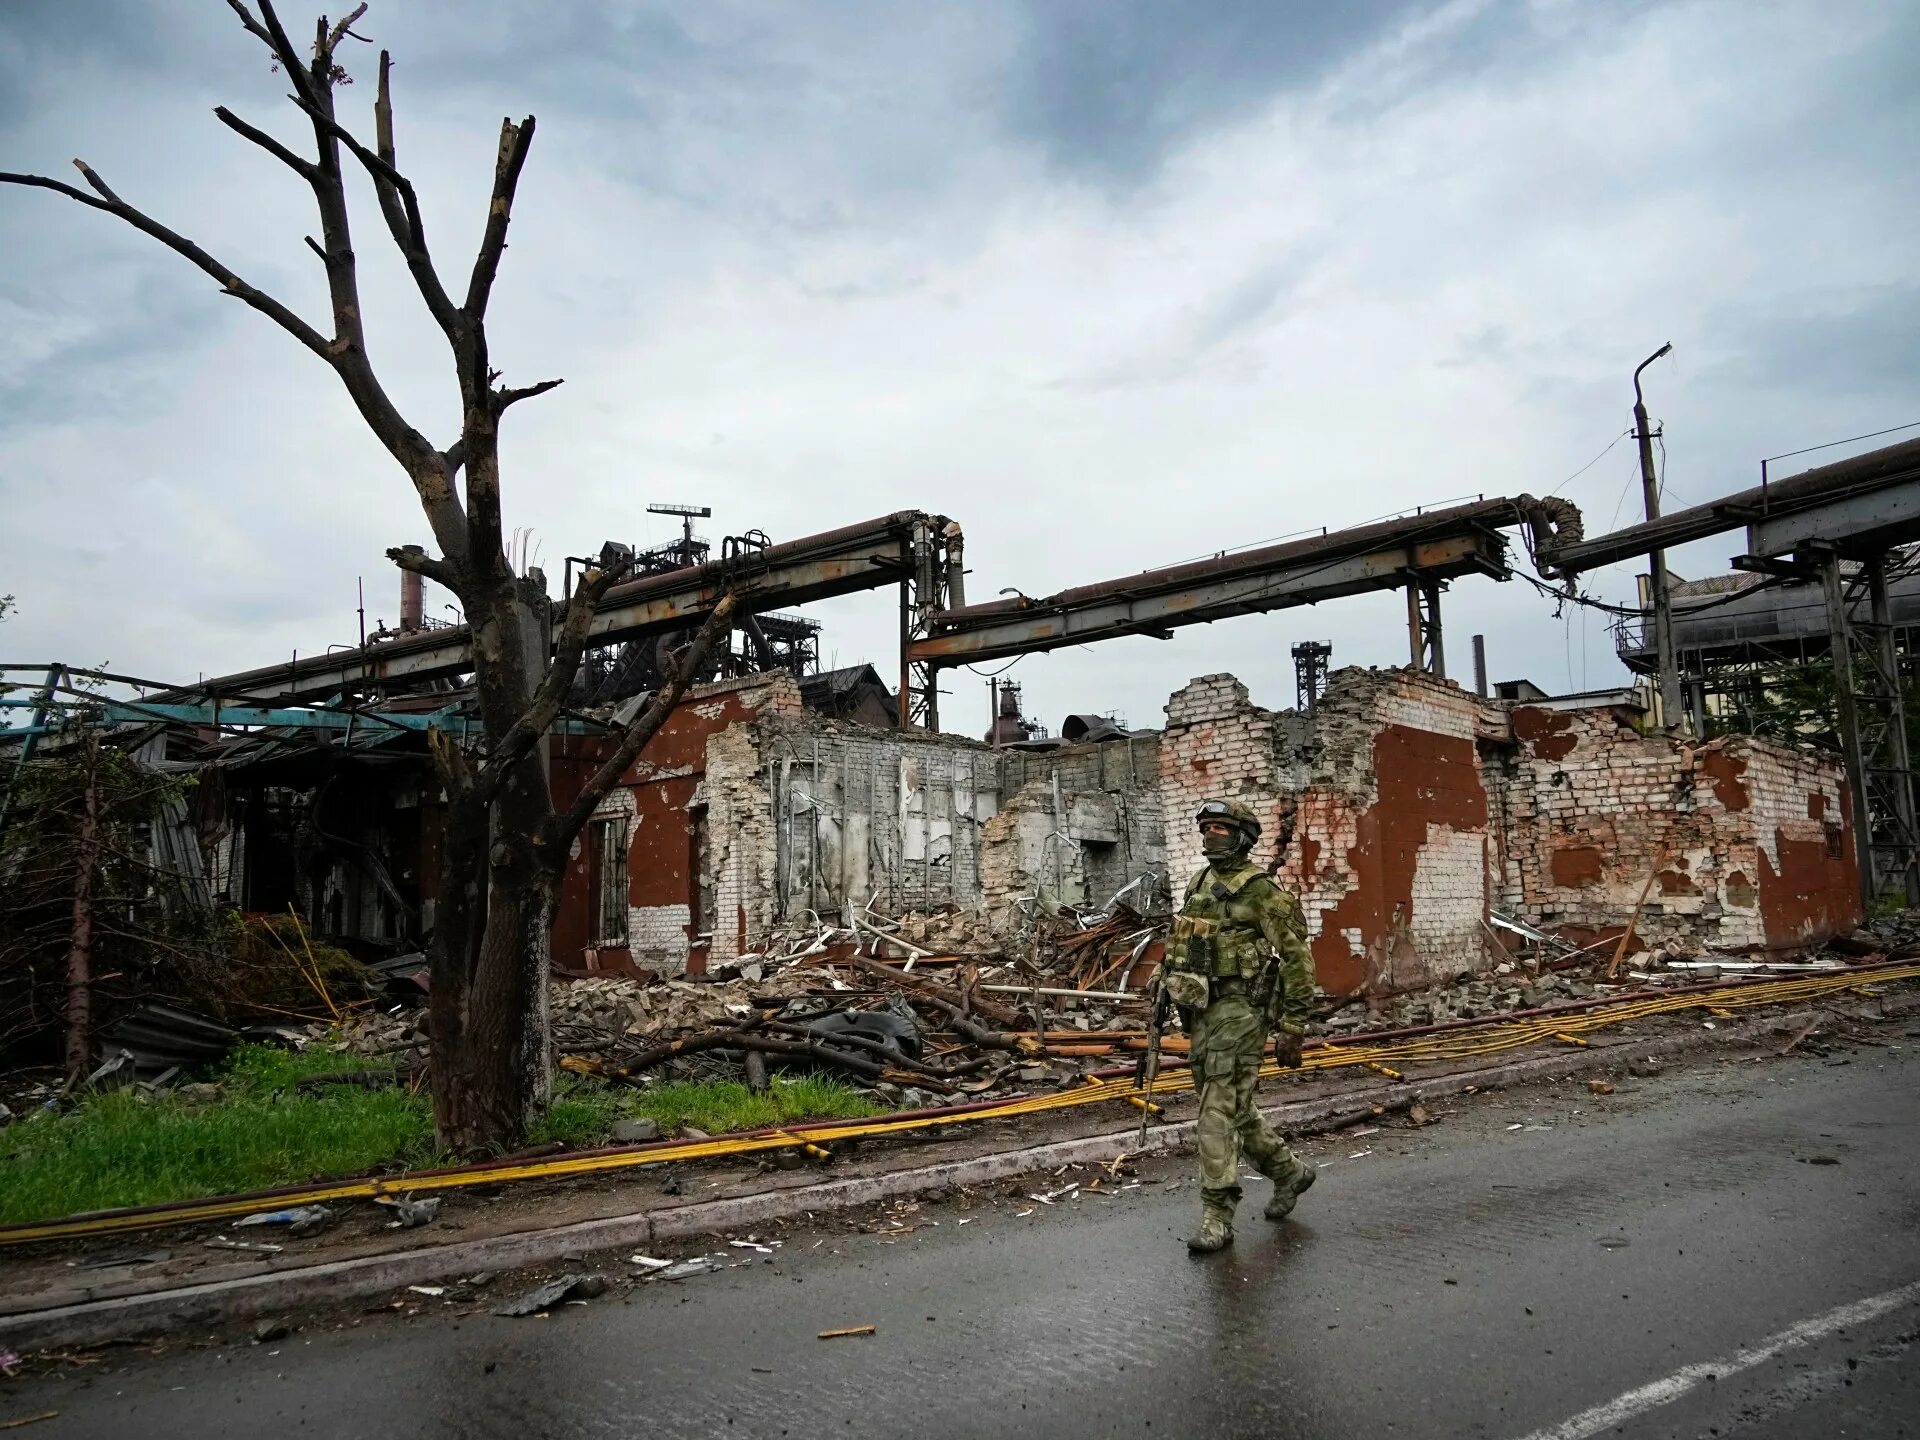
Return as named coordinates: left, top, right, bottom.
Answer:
left=1164, top=800, right=1317, bottom=1253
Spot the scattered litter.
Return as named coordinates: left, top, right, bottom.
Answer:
left=492, top=1274, right=606, bottom=1316
left=378, top=1194, right=441, bottom=1229
left=652, top=1256, right=726, bottom=1281
left=203, top=1236, right=281, bottom=1255
left=629, top=1255, right=674, bottom=1271
left=407, top=1285, right=447, bottom=1298
left=1588, top=1080, right=1615, bottom=1095
left=818, top=1324, right=876, bottom=1340
left=236, top=1204, right=333, bottom=1238
left=0, top=1412, right=58, bottom=1431
left=729, top=1240, right=776, bottom=1253
left=1506, top=1123, right=1524, bottom=1131
left=956, top=1218, right=972, bottom=1226
left=1347, top=1127, right=1381, bottom=1139
left=0, top=1350, right=19, bottom=1376
left=1015, top=1209, right=1034, bottom=1218
left=1348, top=1149, right=1373, bottom=1160
left=1406, top=1104, right=1433, bottom=1127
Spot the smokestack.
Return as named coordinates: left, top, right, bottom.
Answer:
left=1471, top=633, right=1488, bottom=698
left=400, top=569, right=424, bottom=634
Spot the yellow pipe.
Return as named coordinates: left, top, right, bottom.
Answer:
left=3, top=964, right=1912, bottom=1247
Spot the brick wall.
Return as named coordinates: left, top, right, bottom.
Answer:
left=1506, top=707, right=1858, bottom=951
left=1161, top=669, right=1498, bottom=996
left=1158, top=667, right=1858, bottom=999
left=552, top=670, right=801, bottom=976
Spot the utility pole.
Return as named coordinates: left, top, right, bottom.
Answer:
left=1632, top=343, right=1684, bottom=731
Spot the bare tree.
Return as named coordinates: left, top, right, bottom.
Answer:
left=1, top=3, right=734, bottom=1153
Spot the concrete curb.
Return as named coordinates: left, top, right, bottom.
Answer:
left=4, top=990, right=1909, bottom=1353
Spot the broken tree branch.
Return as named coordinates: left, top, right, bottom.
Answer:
left=1607, top=864, right=1662, bottom=979
left=848, top=954, right=1026, bottom=1030
left=0, top=166, right=334, bottom=361
left=475, top=555, right=634, bottom=805
left=386, top=543, right=459, bottom=592
left=465, top=115, right=536, bottom=320
left=612, top=1028, right=908, bottom=1085
left=212, top=105, right=320, bottom=179
left=495, top=377, right=564, bottom=413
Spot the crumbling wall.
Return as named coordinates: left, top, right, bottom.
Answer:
left=1506, top=707, right=1857, bottom=951
left=553, top=671, right=801, bottom=976
left=1298, top=671, right=1496, bottom=995
left=1160, top=669, right=1498, bottom=997
left=702, top=712, right=1165, bottom=960
left=1735, top=737, right=1860, bottom=948
left=1160, top=666, right=1860, bottom=994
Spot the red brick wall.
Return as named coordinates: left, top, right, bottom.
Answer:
left=1161, top=670, right=1497, bottom=997
left=1504, top=709, right=1859, bottom=952
left=1160, top=669, right=1861, bottom=1000
left=549, top=672, right=803, bottom=976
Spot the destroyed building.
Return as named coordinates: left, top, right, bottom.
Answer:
left=537, top=661, right=1857, bottom=993
left=9, top=447, right=1901, bottom=1010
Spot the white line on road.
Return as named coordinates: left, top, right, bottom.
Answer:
left=1507, top=1278, right=1920, bottom=1440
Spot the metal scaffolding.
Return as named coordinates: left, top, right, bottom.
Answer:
left=1821, top=551, right=1920, bottom=904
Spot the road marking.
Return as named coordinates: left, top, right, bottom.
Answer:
left=1508, top=1278, right=1920, bottom=1440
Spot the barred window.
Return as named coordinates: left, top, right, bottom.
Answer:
left=591, top=816, right=630, bottom=946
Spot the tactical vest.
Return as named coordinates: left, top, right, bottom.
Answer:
left=1166, top=860, right=1277, bottom=982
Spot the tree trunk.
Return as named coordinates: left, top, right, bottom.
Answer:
left=64, top=733, right=102, bottom=1086
left=429, top=582, right=556, bottom=1156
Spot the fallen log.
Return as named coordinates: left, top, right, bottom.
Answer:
left=611, top=1029, right=946, bottom=1089
left=901, top=990, right=1043, bottom=1056
left=849, top=954, right=1025, bottom=1028
left=762, top=1020, right=991, bottom=1080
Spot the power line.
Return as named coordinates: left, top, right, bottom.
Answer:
left=1546, top=429, right=1633, bottom=498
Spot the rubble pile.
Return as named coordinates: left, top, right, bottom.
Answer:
left=309, top=899, right=1910, bottom=1112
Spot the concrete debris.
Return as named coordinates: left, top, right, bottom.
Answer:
left=610, top=1116, right=662, bottom=1143
left=491, top=1273, right=605, bottom=1317
left=649, top=1256, right=726, bottom=1280
left=251, top=1319, right=291, bottom=1344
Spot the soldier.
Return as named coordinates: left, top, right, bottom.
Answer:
left=1162, top=798, right=1317, bottom=1254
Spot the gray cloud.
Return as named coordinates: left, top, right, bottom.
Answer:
left=2, top=0, right=1916, bottom=744
left=999, top=0, right=1424, bottom=184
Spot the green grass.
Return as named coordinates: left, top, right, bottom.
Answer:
left=0, top=1046, right=437, bottom=1225
left=619, top=1074, right=885, bottom=1135
left=0, top=1051, right=885, bottom=1225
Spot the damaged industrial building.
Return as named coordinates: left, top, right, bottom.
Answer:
left=5, top=436, right=1917, bottom=1082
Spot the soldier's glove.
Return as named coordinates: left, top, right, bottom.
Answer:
left=1274, top=1029, right=1304, bottom=1069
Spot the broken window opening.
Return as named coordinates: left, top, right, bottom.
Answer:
left=589, top=815, right=630, bottom=946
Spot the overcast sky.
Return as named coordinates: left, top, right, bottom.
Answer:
left=3, top=0, right=1915, bottom=738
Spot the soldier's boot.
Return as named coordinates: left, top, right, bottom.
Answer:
left=1262, top=1161, right=1316, bottom=1222
left=1186, top=1192, right=1236, bottom=1254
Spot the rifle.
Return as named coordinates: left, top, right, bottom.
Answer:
left=1133, top=980, right=1173, bottom=1149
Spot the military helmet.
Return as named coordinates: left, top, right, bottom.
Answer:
left=1195, top=798, right=1261, bottom=844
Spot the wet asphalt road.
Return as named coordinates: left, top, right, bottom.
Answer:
left=8, top=1042, right=1918, bottom=1440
